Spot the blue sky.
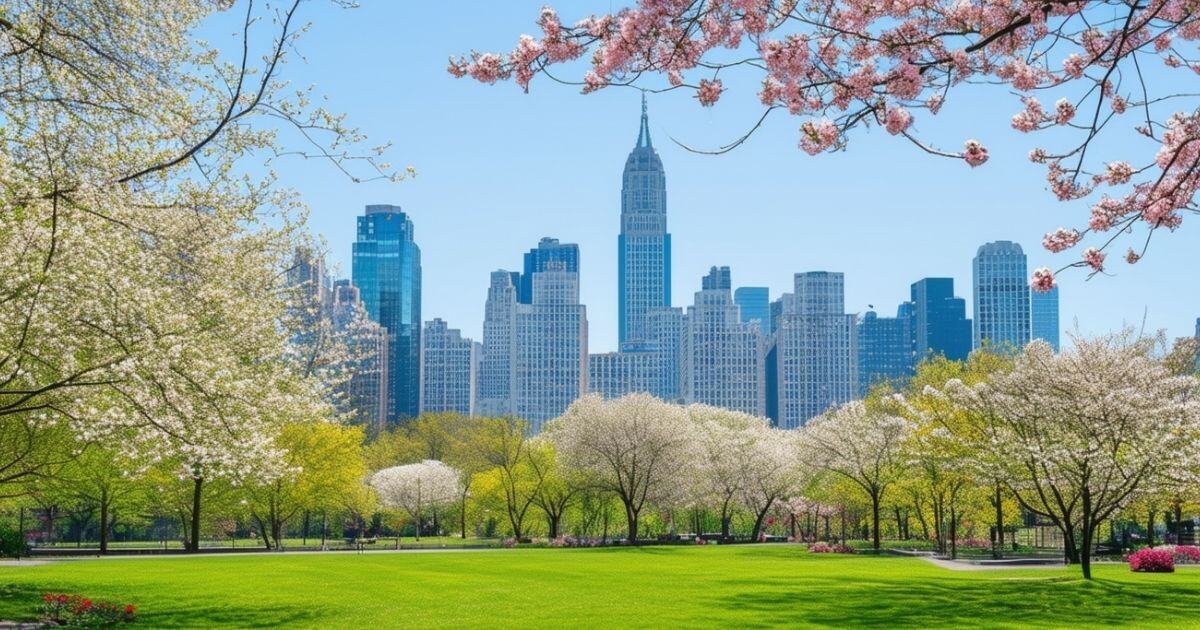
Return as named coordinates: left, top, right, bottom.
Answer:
left=246, top=1, right=1197, bottom=352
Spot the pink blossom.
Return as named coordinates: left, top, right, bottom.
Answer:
left=962, top=139, right=989, bottom=167
left=1028, top=148, right=1048, bottom=163
left=1089, top=197, right=1125, bottom=231
left=1082, top=247, right=1106, bottom=271
left=885, top=107, right=912, bottom=135
left=1054, top=98, right=1076, bottom=124
left=1042, top=228, right=1082, bottom=253
left=697, top=78, right=723, bottom=107
left=1011, top=97, right=1045, bottom=132
left=1062, top=53, right=1087, bottom=79
left=1125, top=248, right=1141, bottom=264
left=799, top=118, right=839, bottom=155
left=1030, top=267, right=1056, bottom=292
left=1104, top=161, right=1134, bottom=185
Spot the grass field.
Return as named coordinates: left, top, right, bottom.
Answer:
left=2, top=545, right=1198, bottom=628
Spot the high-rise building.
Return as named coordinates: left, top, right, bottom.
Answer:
left=419, top=318, right=478, bottom=417
left=478, top=270, right=519, bottom=416
left=973, top=241, right=1030, bottom=352
left=857, top=304, right=915, bottom=394
left=514, top=261, right=588, bottom=431
left=519, top=238, right=579, bottom=305
left=681, top=267, right=764, bottom=416
left=1031, top=286, right=1061, bottom=352
left=735, top=287, right=771, bottom=334
left=352, top=204, right=422, bottom=424
left=646, top=306, right=687, bottom=402
left=768, top=293, right=794, bottom=335
left=910, top=278, right=972, bottom=361
left=330, top=280, right=388, bottom=436
left=588, top=349, right=666, bottom=400
left=771, top=272, right=855, bottom=429
left=619, top=95, right=671, bottom=345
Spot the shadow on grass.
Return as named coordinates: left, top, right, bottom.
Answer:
left=709, top=569, right=1200, bottom=628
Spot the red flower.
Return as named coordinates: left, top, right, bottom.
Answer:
left=125, top=605, right=136, bottom=614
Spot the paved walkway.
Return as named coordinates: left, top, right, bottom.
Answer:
left=922, top=556, right=1064, bottom=571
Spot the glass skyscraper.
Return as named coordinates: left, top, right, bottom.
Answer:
left=330, top=279, right=388, bottom=436
left=352, top=204, right=422, bottom=424
left=514, top=261, right=588, bottom=432
left=910, top=277, right=972, bottom=361
left=972, top=241, right=1030, bottom=352
left=619, top=95, right=671, bottom=345
left=734, top=286, right=770, bottom=333
left=1031, top=285, right=1060, bottom=352
left=856, top=304, right=915, bottom=394
left=519, top=238, right=579, bottom=305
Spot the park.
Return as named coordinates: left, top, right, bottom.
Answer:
left=3, top=545, right=1200, bottom=628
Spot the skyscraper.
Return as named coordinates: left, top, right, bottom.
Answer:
left=519, top=238, right=579, bottom=305
left=973, top=241, right=1030, bottom=352
left=771, top=272, right=855, bottom=428
left=1031, top=285, right=1061, bottom=352
left=619, top=94, right=671, bottom=345
left=734, top=287, right=771, bottom=333
left=330, top=280, right=388, bottom=436
left=681, top=267, right=764, bottom=416
left=478, top=270, right=519, bottom=416
left=419, top=318, right=478, bottom=417
left=910, top=278, right=972, bottom=361
left=352, top=204, right=422, bottom=424
left=856, top=304, right=915, bottom=394
left=588, top=350, right=666, bottom=400
left=515, top=261, right=588, bottom=431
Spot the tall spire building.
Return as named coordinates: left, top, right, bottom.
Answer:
left=619, top=94, right=671, bottom=346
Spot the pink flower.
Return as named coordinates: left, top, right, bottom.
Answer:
left=885, top=107, right=912, bottom=135
left=1030, top=267, right=1056, bottom=292
left=1042, top=227, right=1082, bottom=252
left=1012, top=97, right=1045, bottom=132
left=1125, top=248, right=1141, bottom=264
left=799, top=118, right=839, bottom=155
left=1062, top=53, right=1088, bottom=79
left=1104, top=161, right=1134, bottom=185
left=1028, top=148, right=1048, bottom=163
left=962, top=139, right=989, bottom=167
left=1129, top=547, right=1175, bottom=572
left=1089, top=197, right=1125, bottom=231
left=1054, top=98, right=1076, bottom=124
left=1082, top=247, right=1106, bottom=271
left=697, top=78, right=723, bottom=107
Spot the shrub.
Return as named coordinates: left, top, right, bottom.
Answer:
left=1152, top=545, right=1200, bottom=564
left=808, top=542, right=854, bottom=554
left=0, top=526, right=27, bottom=558
left=956, top=538, right=991, bottom=550
left=1129, top=548, right=1175, bottom=573
left=40, top=593, right=136, bottom=626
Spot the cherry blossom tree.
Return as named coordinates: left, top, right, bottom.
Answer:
left=370, top=460, right=461, bottom=543
left=936, top=334, right=1200, bottom=579
left=739, top=425, right=805, bottom=540
left=800, top=400, right=911, bottom=550
left=546, top=393, right=696, bottom=543
left=454, top=1, right=1200, bottom=283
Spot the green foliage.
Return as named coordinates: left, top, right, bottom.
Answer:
left=0, top=525, right=26, bottom=558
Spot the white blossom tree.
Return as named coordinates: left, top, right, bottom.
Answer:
left=800, top=401, right=912, bottom=550
left=370, top=460, right=460, bottom=543
left=686, top=404, right=761, bottom=539
left=546, top=393, right=695, bottom=543
left=938, top=334, right=1200, bottom=579
left=740, top=426, right=805, bottom=541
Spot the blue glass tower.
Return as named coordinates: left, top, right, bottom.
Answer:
left=519, top=237, right=579, bottom=304
left=352, top=204, right=422, bottom=424
left=973, top=241, right=1031, bottom=352
left=1031, top=285, right=1060, bottom=352
left=619, top=94, right=671, bottom=345
left=857, top=304, right=916, bottom=394
left=910, top=278, right=972, bottom=361
left=734, top=287, right=770, bottom=333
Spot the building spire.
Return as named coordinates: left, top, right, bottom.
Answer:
left=636, top=91, right=652, bottom=149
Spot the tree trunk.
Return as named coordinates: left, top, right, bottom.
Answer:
left=548, top=514, right=560, bottom=539
left=993, top=483, right=1003, bottom=560
left=949, top=508, right=958, bottom=560
left=894, top=506, right=904, bottom=541
left=624, top=503, right=639, bottom=544
left=188, top=477, right=203, bottom=553
left=871, top=493, right=882, bottom=550
left=751, top=506, right=771, bottom=541
left=99, top=491, right=110, bottom=555
left=460, top=493, right=468, bottom=539
left=1146, top=510, right=1156, bottom=548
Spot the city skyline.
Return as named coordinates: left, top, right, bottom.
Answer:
left=262, top=2, right=1197, bottom=356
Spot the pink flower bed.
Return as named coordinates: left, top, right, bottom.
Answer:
left=807, top=542, right=855, bottom=554
left=1129, top=547, right=1175, bottom=573
left=1152, top=545, right=1200, bottom=564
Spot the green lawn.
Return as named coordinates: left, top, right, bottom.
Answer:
left=2, top=545, right=1198, bottom=628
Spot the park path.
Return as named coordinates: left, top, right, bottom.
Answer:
left=921, top=556, right=1064, bottom=571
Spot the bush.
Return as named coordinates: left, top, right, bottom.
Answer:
left=0, top=526, right=28, bottom=558
left=1128, top=548, right=1175, bottom=573
left=40, top=593, right=136, bottom=626
left=1155, top=545, right=1200, bottom=564
left=807, top=542, right=855, bottom=554
left=955, top=538, right=991, bottom=550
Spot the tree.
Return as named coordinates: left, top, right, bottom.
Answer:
left=370, top=460, right=459, bottom=543
left=739, top=426, right=803, bottom=541
left=44, top=444, right=144, bottom=554
left=687, top=405, right=761, bottom=539
left=801, top=401, right=911, bottom=550
left=455, top=2, right=1200, bottom=281
left=938, top=334, right=1200, bottom=578
left=527, top=439, right=585, bottom=539
left=547, top=394, right=694, bottom=543
left=1, top=1, right=397, bottom=500
left=472, top=417, right=543, bottom=540
left=242, top=422, right=368, bottom=550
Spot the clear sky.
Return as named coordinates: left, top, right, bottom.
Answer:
left=246, top=1, right=1197, bottom=353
